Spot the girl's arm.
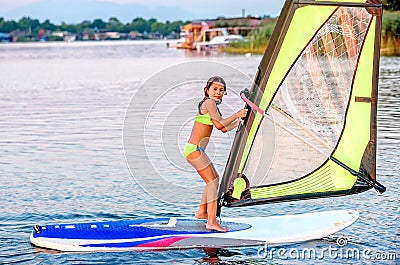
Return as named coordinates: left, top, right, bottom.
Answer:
left=220, top=119, right=240, bottom=133
left=202, top=99, right=246, bottom=133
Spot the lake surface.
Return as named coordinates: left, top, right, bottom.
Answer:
left=0, top=41, right=398, bottom=264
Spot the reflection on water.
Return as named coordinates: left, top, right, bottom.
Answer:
left=0, top=41, right=398, bottom=264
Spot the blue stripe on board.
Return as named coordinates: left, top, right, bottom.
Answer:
left=33, top=218, right=251, bottom=240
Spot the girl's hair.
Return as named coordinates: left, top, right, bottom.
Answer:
left=203, top=76, right=226, bottom=97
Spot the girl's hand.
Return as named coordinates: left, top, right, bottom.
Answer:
left=236, top=109, right=248, bottom=119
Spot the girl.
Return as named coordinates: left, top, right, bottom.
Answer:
left=184, top=76, right=247, bottom=232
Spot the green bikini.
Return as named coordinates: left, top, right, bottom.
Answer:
left=194, top=112, right=213, bottom=126
left=183, top=112, right=213, bottom=158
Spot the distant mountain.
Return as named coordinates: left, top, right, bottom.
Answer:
left=1, top=0, right=196, bottom=24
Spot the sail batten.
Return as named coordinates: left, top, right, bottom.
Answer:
left=270, top=103, right=335, bottom=151
left=263, top=110, right=330, bottom=156
left=217, top=0, right=385, bottom=213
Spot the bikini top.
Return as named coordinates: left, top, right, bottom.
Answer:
left=195, top=97, right=221, bottom=126
left=195, top=112, right=213, bottom=125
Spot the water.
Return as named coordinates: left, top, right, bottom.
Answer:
left=0, top=41, right=398, bottom=264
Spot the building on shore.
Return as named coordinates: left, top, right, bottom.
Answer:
left=176, top=16, right=272, bottom=50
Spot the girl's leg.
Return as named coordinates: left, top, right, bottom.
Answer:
left=195, top=187, right=208, bottom=219
left=187, top=151, right=227, bottom=232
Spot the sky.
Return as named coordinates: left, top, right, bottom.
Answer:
left=0, top=0, right=284, bottom=23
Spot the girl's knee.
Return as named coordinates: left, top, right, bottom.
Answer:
left=206, top=178, right=219, bottom=186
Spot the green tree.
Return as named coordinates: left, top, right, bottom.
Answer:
left=0, top=16, right=187, bottom=39
left=167, top=20, right=185, bottom=33
left=75, top=20, right=91, bottom=33
left=130, top=17, right=150, bottom=33
left=382, top=11, right=400, bottom=38
left=151, top=22, right=166, bottom=35
left=107, top=17, right=123, bottom=32
left=382, top=0, right=400, bottom=11
left=41, top=19, right=56, bottom=31
left=148, top=18, right=157, bottom=25
left=18, top=17, right=40, bottom=34
left=0, top=18, right=17, bottom=32
left=91, top=19, right=106, bottom=30
left=59, top=22, right=77, bottom=33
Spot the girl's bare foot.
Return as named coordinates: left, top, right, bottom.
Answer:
left=195, top=212, right=208, bottom=219
left=206, top=222, right=228, bottom=232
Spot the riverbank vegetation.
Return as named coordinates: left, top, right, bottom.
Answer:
left=0, top=17, right=186, bottom=41
left=381, top=11, right=400, bottom=55
left=224, top=19, right=277, bottom=54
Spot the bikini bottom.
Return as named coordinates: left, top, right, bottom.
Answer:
left=183, top=143, right=206, bottom=158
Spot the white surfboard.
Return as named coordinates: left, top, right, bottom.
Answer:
left=30, top=210, right=358, bottom=251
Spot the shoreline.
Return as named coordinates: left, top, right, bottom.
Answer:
left=2, top=37, right=398, bottom=56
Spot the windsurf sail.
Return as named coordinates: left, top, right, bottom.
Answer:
left=218, top=0, right=385, bottom=212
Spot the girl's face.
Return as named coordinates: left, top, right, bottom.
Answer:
left=206, top=82, right=225, bottom=102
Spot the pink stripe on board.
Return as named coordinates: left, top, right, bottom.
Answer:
left=135, top=236, right=189, bottom=248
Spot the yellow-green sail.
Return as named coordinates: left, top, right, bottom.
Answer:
left=218, top=0, right=385, bottom=210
